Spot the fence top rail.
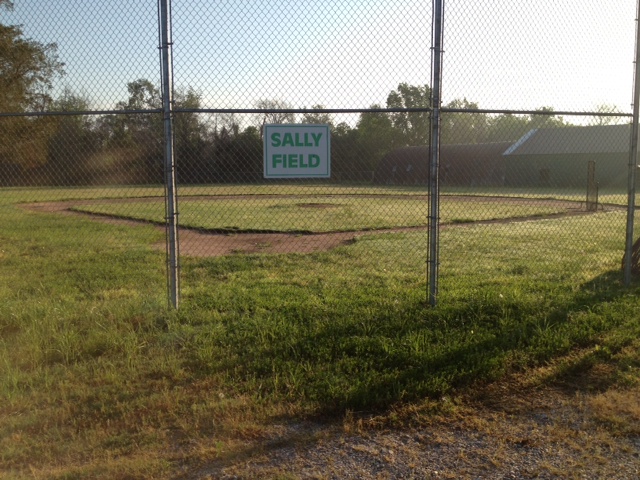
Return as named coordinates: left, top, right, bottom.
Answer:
left=1, top=108, right=632, bottom=118
left=441, top=108, right=633, bottom=117
left=0, top=109, right=163, bottom=118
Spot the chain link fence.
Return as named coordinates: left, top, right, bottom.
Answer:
left=0, top=0, right=638, bottom=307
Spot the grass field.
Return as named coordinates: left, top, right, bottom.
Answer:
left=4, top=183, right=629, bottom=206
left=1, top=184, right=639, bottom=478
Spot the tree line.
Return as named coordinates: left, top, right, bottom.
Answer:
left=0, top=7, right=624, bottom=186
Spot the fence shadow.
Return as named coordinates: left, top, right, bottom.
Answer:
left=212, top=268, right=633, bottom=416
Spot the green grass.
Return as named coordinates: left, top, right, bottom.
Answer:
left=3, top=182, right=629, bottom=205
left=443, top=185, right=629, bottom=205
left=1, top=185, right=639, bottom=478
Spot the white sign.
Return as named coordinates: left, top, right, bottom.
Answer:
left=264, top=124, right=331, bottom=178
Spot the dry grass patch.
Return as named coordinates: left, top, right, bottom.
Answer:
left=589, top=390, right=640, bottom=435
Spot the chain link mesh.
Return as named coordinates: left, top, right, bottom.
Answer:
left=0, top=1, right=638, bottom=305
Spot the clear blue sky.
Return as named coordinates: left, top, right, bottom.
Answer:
left=1, top=1, right=636, bottom=115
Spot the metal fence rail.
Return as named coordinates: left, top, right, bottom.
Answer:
left=0, top=0, right=638, bottom=307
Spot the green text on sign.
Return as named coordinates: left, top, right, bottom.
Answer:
left=264, top=124, right=331, bottom=178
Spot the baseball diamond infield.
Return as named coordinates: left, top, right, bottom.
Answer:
left=21, top=195, right=608, bottom=257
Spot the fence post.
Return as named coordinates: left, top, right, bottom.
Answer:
left=624, top=0, right=640, bottom=286
left=428, top=0, right=445, bottom=306
left=159, top=0, right=180, bottom=308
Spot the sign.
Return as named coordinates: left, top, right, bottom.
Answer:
left=264, top=124, right=331, bottom=178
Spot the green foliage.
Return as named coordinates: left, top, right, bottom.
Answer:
left=0, top=24, right=64, bottom=112
left=484, top=113, right=532, bottom=142
left=46, top=89, right=100, bottom=185
left=254, top=98, right=296, bottom=125
left=0, top=21, right=64, bottom=168
left=94, top=79, right=164, bottom=182
left=301, top=104, right=335, bottom=127
left=386, top=83, right=431, bottom=146
left=442, top=98, right=487, bottom=144
left=355, top=104, right=396, bottom=172
left=173, top=87, right=210, bottom=182
left=527, top=106, right=567, bottom=129
left=110, top=79, right=162, bottom=147
left=0, top=64, right=587, bottom=188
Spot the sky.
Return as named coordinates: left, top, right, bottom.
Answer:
left=1, top=1, right=637, bottom=117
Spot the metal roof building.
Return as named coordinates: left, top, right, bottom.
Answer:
left=503, top=124, right=631, bottom=188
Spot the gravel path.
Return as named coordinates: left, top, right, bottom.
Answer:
left=182, top=365, right=640, bottom=480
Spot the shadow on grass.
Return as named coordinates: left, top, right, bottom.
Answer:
left=176, top=269, right=640, bottom=480
left=187, top=269, right=637, bottom=415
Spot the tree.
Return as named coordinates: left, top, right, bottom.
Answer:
left=386, top=83, right=431, bottom=146
left=209, top=111, right=240, bottom=138
left=114, top=79, right=162, bottom=145
left=357, top=105, right=395, bottom=149
left=527, top=106, right=566, bottom=130
left=441, top=98, right=488, bottom=144
left=330, top=121, right=364, bottom=181
left=254, top=99, right=296, bottom=135
left=174, top=87, right=206, bottom=151
left=485, top=114, right=532, bottom=143
left=0, top=25, right=63, bottom=112
left=0, top=15, right=65, bottom=168
left=173, top=87, right=210, bottom=183
left=210, top=125, right=263, bottom=183
left=353, top=104, right=396, bottom=177
left=589, top=104, right=625, bottom=126
left=95, top=79, right=163, bottom=183
left=301, top=104, right=334, bottom=127
left=100, top=79, right=161, bottom=151
left=47, top=88, right=99, bottom=184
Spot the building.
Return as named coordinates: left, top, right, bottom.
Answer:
left=503, top=124, right=631, bottom=188
left=373, top=142, right=511, bottom=186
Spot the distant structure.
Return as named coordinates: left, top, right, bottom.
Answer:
left=373, top=125, right=631, bottom=189
left=503, top=124, right=630, bottom=188
left=373, top=142, right=511, bottom=186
